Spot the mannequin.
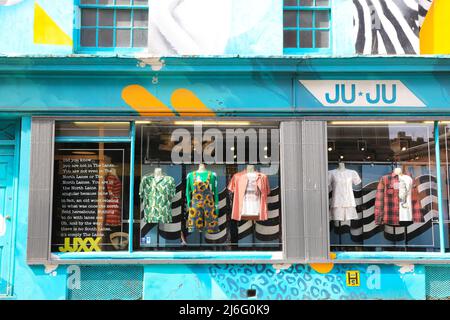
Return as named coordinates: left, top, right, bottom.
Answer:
left=186, top=164, right=219, bottom=233
left=140, top=167, right=176, bottom=224
left=243, top=165, right=259, bottom=218
left=228, top=166, right=270, bottom=221
left=105, top=166, right=122, bottom=227
left=328, top=162, right=361, bottom=221
left=374, top=166, right=421, bottom=224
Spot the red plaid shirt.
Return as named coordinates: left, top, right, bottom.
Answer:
left=374, top=173, right=424, bottom=225
left=105, top=174, right=122, bottom=227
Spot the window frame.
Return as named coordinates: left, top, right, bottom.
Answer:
left=322, top=119, right=450, bottom=263
left=75, top=0, right=149, bottom=54
left=31, top=117, right=450, bottom=264
left=29, top=117, right=305, bottom=265
left=283, top=0, right=332, bottom=55
left=327, top=121, right=439, bottom=252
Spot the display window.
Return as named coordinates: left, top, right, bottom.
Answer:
left=51, top=122, right=132, bottom=253
left=48, top=119, right=450, bottom=260
left=134, top=121, right=281, bottom=251
left=327, top=121, right=439, bottom=252
left=52, top=142, right=131, bottom=252
left=50, top=120, right=282, bottom=253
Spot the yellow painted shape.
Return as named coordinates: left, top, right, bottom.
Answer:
left=171, top=88, right=216, bottom=117
left=420, top=0, right=450, bottom=54
left=121, top=85, right=175, bottom=116
left=309, top=252, right=337, bottom=274
left=33, top=3, right=72, bottom=46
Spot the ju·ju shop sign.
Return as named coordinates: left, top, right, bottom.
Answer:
left=299, top=80, right=425, bottom=108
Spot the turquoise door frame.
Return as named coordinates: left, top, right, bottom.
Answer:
left=0, top=120, right=20, bottom=297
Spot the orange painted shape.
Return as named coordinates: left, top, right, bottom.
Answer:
left=309, top=252, right=337, bottom=274
left=171, top=88, right=216, bottom=117
left=121, top=85, right=175, bottom=116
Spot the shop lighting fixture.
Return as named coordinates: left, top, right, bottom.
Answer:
left=328, top=141, right=335, bottom=152
left=358, top=140, right=367, bottom=152
left=72, top=151, right=97, bottom=155
left=230, top=147, right=235, bottom=151
left=401, top=147, right=407, bottom=151
left=73, top=122, right=127, bottom=126
left=423, top=121, right=450, bottom=124
left=174, top=121, right=251, bottom=126
left=340, top=155, right=344, bottom=159
left=135, top=121, right=152, bottom=124
left=330, top=121, right=407, bottom=125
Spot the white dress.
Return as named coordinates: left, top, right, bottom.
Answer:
left=398, top=174, right=413, bottom=221
left=241, top=173, right=261, bottom=217
left=328, top=169, right=362, bottom=221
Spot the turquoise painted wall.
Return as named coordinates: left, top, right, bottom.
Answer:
left=0, top=0, right=358, bottom=57
left=1, top=57, right=450, bottom=115
left=1, top=57, right=450, bottom=300
left=143, top=264, right=426, bottom=300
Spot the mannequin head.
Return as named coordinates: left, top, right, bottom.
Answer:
left=338, top=162, right=346, bottom=170
left=198, top=163, right=206, bottom=172
left=393, top=167, right=403, bottom=176
left=154, top=167, right=163, bottom=177
left=246, top=165, right=255, bottom=173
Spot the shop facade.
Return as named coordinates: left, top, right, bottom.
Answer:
left=0, top=56, right=449, bottom=299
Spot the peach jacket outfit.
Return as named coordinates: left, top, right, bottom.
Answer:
left=227, top=170, right=271, bottom=221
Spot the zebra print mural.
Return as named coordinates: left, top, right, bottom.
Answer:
left=353, top=0, right=434, bottom=55
left=330, top=175, right=438, bottom=247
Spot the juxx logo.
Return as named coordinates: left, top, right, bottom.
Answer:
left=58, top=237, right=101, bottom=252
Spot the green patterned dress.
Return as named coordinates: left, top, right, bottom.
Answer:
left=139, top=174, right=176, bottom=223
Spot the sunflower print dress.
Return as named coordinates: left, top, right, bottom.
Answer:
left=187, top=171, right=219, bottom=233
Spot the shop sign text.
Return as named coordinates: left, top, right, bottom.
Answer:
left=300, top=80, right=425, bottom=107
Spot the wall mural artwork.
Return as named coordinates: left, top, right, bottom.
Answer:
left=352, top=0, right=444, bottom=55
left=418, top=0, right=433, bottom=27
left=143, top=263, right=425, bottom=300
left=0, top=0, right=73, bottom=55
left=148, top=0, right=282, bottom=56
left=353, top=0, right=422, bottom=55
left=0, top=0, right=24, bottom=6
left=419, top=0, right=450, bottom=54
